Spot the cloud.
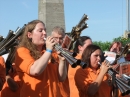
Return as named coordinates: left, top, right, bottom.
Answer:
left=22, top=2, right=30, bottom=9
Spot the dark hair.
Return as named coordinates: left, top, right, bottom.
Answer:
left=82, top=44, right=101, bottom=67
left=73, top=36, right=91, bottom=53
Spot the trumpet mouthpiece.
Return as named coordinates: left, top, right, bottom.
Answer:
left=44, top=38, right=46, bottom=41
left=98, top=62, right=101, bottom=65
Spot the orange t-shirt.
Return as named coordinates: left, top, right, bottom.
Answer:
left=58, top=76, right=70, bottom=97
left=0, top=56, right=6, bottom=89
left=15, top=47, right=68, bottom=97
left=74, top=67, right=112, bottom=97
left=68, top=54, right=81, bottom=97
left=1, top=65, right=21, bottom=97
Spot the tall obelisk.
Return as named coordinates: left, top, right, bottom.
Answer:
left=124, top=0, right=130, bottom=38
left=38, top=0, right=65, bottom=35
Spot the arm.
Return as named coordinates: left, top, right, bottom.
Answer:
left=87, top=70, right=106, bottom=96
left=6, top=75, right=18, bottom=92
left=30, top=51, right=52, bottom=76
left=5, top=65, right=19, bottom=92
left=0, top=78, right=4, bottom=91
left=87, top=61, right=111, bottom=96
left=58, top=55, right=67, bottom=82
left=30, top=36, right=55, bottom=76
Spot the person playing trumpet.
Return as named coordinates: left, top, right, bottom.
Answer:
left=74, top=44, right=113, bottom=97
left=51, top=26, right=70, bottom=97
left=14, top=20, right=68, bottom=97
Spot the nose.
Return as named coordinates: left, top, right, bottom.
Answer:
left=42, top=30, right=47, bottom=36
left=98, top=55, right=101, bottom=60
left=55, top=38, right=60, bottom=44
left=57, top=38, right=60, bottom=42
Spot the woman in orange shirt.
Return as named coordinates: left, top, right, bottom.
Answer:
left=15, top=20, right=68, bottom=97
left=68, top=36, right=92, bottom=97
left=108, top=41, right=129, bottom=97
left=74, top=44, right=113, bottom=97
left=109, top=41, right=122, bottom=54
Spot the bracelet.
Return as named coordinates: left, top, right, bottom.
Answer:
left=46, top=49, right=52, bottom=53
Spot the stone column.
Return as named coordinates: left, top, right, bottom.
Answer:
left=38, top=0, right=65, bottom=35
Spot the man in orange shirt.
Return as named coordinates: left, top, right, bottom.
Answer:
left=68, top=36, right=92, bottom=97
left=51, top=26, right=70, bottom=97
left=15, top=20, right=68, bottom=97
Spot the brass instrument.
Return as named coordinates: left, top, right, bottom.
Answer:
left=44, top=38, right=87, bottom=69
left=0, top=25, right=26, bottom=74
left=0, top=35, right=4, bottom=42
left=113, top=43, right=130, bottom=76
left=120, top=43, right=130, bottom=57
left=0, top=25, right=26, bottom=56
left=108, top=69, right=130, bottom=96
left=54, top=44, right=87, bottom=68
left=6, top=46, right=16, bottom=74
left=114, top=44, right=130, bottom=96
left=68, top=14, right=88, bottom=50
left=98, top=61, right=130, bottom=96
left=61, top=14, right=88, bottom=68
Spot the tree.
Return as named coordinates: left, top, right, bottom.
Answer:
left=93, top=36, right=130, bottom=51
left=93, top=41, right=111, bottom=51
left=113, top=36, right=130, bottom=47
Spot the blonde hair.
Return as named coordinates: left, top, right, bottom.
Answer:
left=51, top=26, right=65, bottom=37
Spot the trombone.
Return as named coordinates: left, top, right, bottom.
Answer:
left=44, top=38, right=87, bottom=69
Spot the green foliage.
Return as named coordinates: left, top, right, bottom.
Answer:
left=93, top=41, right=111, bottom=51
left=93, top=36, right=130, bottom=51
left=113, top=36, right=130, bottom=47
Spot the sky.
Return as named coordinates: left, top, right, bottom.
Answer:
left=0, top=0, right=127, bottom=42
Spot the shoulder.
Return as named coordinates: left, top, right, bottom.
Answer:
left=15, top=47, right=31, bottom=59
left=75, top=67, right=90, bottom=77
left=0, top=56, right=4, bottom=61
left=17, top=47, right=30, bottom=53
left=0, top=56, right=5, bottom=64
left=0, top=56, right=5, bottom=67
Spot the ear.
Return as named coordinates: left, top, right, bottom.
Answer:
left=78, top=45, right=82, bottom=51
left=27, top=32, right=32, bottom=38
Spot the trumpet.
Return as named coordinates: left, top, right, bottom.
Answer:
left=44, top=38, right=87, bottom=68
left=98, top=61, right=130, bottom=96
left=68, top=14, right=88, bottom=50
left=0, top=25, right=26, bottom=75
left=0, top=35, right=4, bottom=42
left=0, top=24, right=26, bottom=56
left=108, top=70, right=130, bottom=96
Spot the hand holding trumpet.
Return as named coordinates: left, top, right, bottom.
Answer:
left=98, top=60, right=112, bottom=75
left=44, top=36, right=56, bottom=50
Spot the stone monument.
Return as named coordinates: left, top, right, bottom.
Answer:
left=38, top=0, right=65, bottom=35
